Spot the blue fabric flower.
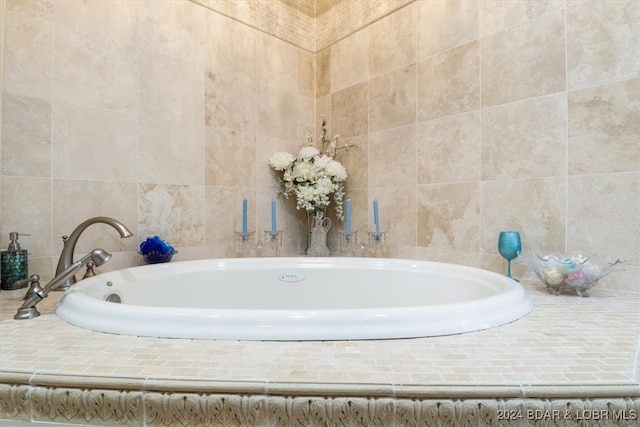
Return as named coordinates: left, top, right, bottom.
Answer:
left=139, top=236, right=175, bottom=255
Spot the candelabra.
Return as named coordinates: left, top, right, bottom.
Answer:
left=262, top=230, right=283, bottom=257
left=235, top=230, right=283, bottom=257
left=367, top=231, right=389, bottom=257
left=338, top=230, right=389, bottom=257
left=338, top=230, right=358, bottom=256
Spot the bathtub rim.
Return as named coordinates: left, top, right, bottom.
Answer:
left=55, top=257, right=534, bottom=341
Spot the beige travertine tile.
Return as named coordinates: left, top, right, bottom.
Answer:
left=482, top=93, right=567, bottom=180
left=298, top=49, right=315, bottom=98
left=315, top=96, right=330, bottom=134
left=53, top=1, right=137, bottom=112
left=1, top=0, right=638, bottom=314
left=205, top=10, right=255, bottom=80
left=567, top=173, right=639, bottom=265
left=138, top=115, right=204, bottom=186
left=418, top=183, right=480, bottom=250
left=315, top=0, right=413, bottom=51
left=2, top=8, right=53, bottom=99
left=368, top=125, right=416, bottom=188
left=205, top=187, right=253, bottom=245
left=330, top=29, right=368, bottom=93
left=256, top=31, right=298, bottom=93
left=567, top=0, right=640, bottom=90
left=52, top=102, right=137, bottom=182
left=417, top=41, right=480, bottom=121
left=297, top=94, right=315, bottom=144
left=0, top=176, right=52, bottom=258
left=315, top=47, right=331, bottom=98
left=205, top=69, right=257, bottom=132
left=417, top=0, right=479, bottom=59
left=52, top=180, right=138, bottom=254
left=417, top=111, right=481, bottom=184
left=205, top=128, right=255, bottom=188
left=568, top=78, right=640, bottom=175
left=481, top=177, right=566, bottom=254
left=413, top=246, right=482, bottom=267
left=54, top=0, right=137, bottom=33
left=598, top=265, right=640, bottom=293
left=24, top=257, right=56, bottom=283
left=1, top=94, right=51, bottom=177
left=98, top=250, right=139, bottom=273
left=6, top=0, right=53, bottom=21
left=337, top=135, right=367, bottom=190
left=331, top=82, right=368, bottom=139
left=369, top=65, right=416, bottom=133
left=368, top=3, right=416, bottom=77
left=138, top=50, right=204, bottom=124
left=480, top=0, right=565, bottom=37
left=138, top=0, right=204, bottom=64
left=481, top=10, right=565, bottom=108
left=256, top=84, right=297, bottom=141
left=138, top=184, right=205, bottom=248
left=481, top=250, right=528, bottom=279
left=369, top=187, right=416, bottom=247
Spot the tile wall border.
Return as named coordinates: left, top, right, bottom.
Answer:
left=1, top=372, right=639, bottom=426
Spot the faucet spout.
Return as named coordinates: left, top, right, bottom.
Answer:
left=55, top=217, right=133, bottom=290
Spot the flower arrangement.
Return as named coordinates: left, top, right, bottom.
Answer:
left=269, top=122, right=348, bottom=220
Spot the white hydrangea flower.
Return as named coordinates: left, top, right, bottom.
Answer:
left=269, top=152, right=295, bottom=171
left=298, top=146, right=319, bottom=159
left=313, top=155, right=331, bottom=169
left=293, top=161, right=313, bottom=182
left=325, top=160, right=347, bottom=181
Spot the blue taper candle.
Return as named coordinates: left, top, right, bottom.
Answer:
left=242, top=198, right=248, bottom=235
left=373, top=199, right=379, bottom=234
left=345, top=198, right=352, bottom=235
left=271, top=198, right=277, bottom=235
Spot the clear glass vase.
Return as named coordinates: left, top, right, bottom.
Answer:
left=306, top=210, right=331, bottom=256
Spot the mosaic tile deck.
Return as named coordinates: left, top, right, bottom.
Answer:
left=1, top=279, right=639, bottom=426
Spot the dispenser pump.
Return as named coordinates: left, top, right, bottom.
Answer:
left=7, top=232, right=22, bottom=251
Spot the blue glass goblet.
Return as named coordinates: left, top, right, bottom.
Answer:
left=498, top=231, right=521, bottom=280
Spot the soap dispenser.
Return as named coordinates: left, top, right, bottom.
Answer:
left=1, top=232, right=29, bottom=290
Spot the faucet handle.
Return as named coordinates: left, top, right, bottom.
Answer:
left=13, top=274, right=39, bottom=288
left=82, top=261, right=96, bottom=279
left=15, top=274, right=42, bottom=300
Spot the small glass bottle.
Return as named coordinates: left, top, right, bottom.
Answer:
left=1, top=232, right=29, bottom=290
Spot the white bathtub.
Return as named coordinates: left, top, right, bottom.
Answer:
left=55, top=257, right=533, bottom=341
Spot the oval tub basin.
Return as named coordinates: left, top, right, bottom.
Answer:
left=55, top=257, right=534, bottom=341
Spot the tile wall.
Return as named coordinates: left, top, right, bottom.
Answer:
left=0, top=0, right=638, bottom=290
left=316, top=0, right=639, bottom=288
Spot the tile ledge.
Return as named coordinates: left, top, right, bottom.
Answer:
left=2, top=370, right=638, bottom=399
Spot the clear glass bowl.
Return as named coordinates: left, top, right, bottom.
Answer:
left=519, top=250, right=623, bottom=297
